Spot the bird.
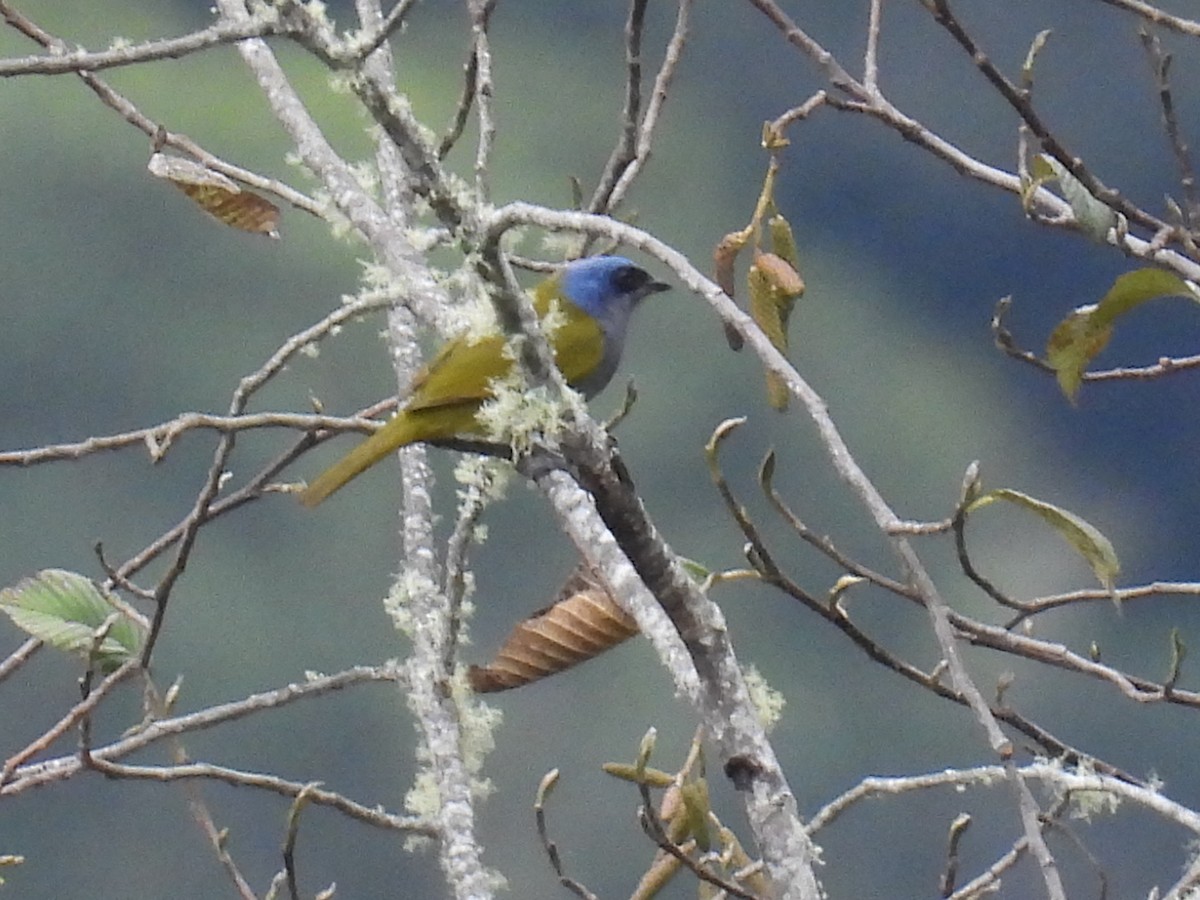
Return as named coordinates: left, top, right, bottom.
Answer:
left=299, top=255, right=670, bottom=506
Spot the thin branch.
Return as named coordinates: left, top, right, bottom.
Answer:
left=3, top=666, right=402, bottom=794
left=953, top=506, right=1027, bottom=610
left=467, top=0, right=497, bottom=201
left=864, top=0, right=883, bottom=94
left=0, top=638, right=41, bottom=686
left=921, top=0, right=1171, bottom=240
left=810, top=762, right=1200, bottom=838
left=0, top=9, right=285, bottom=76
left=0, top=4, right=323, bottom=218
left=85, top=756, right=433, bottom=836
left=1140, top=28, right=1200, bottom=226
left=637, top=801, right=761, bottom=900
left=950, top=614, right=1184, bottom=705
left=607, top=0, right=691, bottom=209
left=589, top=0, right=649, bottom=214
left=747, top=0, right=1200, bottom=280
left=1004, top=580, right=1200, bottom=627
left=351, top=0, right=420, bottom=61
left=1, top=659, right=140, bottom=785
left=1096, top=0, right=1200, bottom=37
left=0, top=412, right=374, bottom=468
left=590, top=0, right=692, bottom=215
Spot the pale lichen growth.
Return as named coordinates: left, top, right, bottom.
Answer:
left=471, top=292, right=576, bottom=451
left=348, top=160, right=379, bottom=194
left=451, top=668, right=502, bottom=786
left=539, top=295, right=568, bottom=340
left=743, top=665, right=786, bottom=732
left=453, top=456, right=511, bottom=507
left=402, top=770, right=440, bottom=852
left=404, top=226, right=445, bottom=255
left=359, top=261, right=395, bottom=292
left=444, top=170, right=477, bottom=214
left=327, top=71, right=355, bottom=95
left=476, top=381, right=568, bottom=454
left=443, top=267, right=498, bottom=342
left=1065, top=758, right=1121, bottom=821
left=541, top=231, right=585, bottom=260
left=302, top=0, right=331, bottom=27
left=384, top=569, right=439, bottom=636
left=496, top=226, right=527, bottom=255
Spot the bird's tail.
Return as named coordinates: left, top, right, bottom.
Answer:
left=299, top=413, right=423, bottom=507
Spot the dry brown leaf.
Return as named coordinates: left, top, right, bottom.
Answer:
left=468, top=564, right=638, bottom=692
left=148, top=153, right=281, bottom=238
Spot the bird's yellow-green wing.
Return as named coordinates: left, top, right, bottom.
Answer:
left=300, top=282, right=606, bottom=507
left=409, top=292, right=605, bottom=406
left=406, top=333, right=511, bottom=411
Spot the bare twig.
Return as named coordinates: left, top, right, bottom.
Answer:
left=4, top=666, right=403, bottom=794
left=1096, top=0, right=1200, bottom=37
left=0, top=1, right=322, bottom=216
left=589, top=0, right=692, bottom=215
left=1, top=659, right=140, bottom=785
left=0, top=9, right=285, bottom=76
left=0, top=638, right=41, bottom=686
left=467, top=0, right=498, bottom=201
left=1140, top=28, right=1200, bottom=226
left=864, top=0, right=883, bottom=94
left=921, top=0, right=1170, bottom=241
left=0, top=412, right=375, bottom=468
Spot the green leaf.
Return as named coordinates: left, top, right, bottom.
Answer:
left=679, top=780, right=712, bottom=852
left=1046, top=268, right=1199, bottom=400
left=966, top=489, right=1120, bottom=590
left=767, top=214, right=801, bottom=271
left=1045, top=305, right=1111, bottom=401
left=748, top=252, right=804, bottom=411
left=1035, top=153, right=1117, bottom=243
left=0, top=569, right=145, bottom=671
left=676, top=557, right=713, bottom=583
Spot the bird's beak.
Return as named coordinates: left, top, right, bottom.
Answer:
left=645, top=279, right=671, bottom=296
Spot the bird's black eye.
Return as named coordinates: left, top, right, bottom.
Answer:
left=613, top=265, right=650, bottom=293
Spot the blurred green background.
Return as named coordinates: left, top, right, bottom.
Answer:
left=4, top=1, right=1200, bottom=897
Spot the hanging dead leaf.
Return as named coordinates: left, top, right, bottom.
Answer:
left=468, top=564, right=638, bottom=692
left=148, top=153, right=281, bottom=238
left=714, top=229, right=752, bottom=350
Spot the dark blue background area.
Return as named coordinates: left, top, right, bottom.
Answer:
left=3, top=2, right=1200, bottom=898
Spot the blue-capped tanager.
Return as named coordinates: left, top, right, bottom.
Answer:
left=300, top=255, right=670, bottom=506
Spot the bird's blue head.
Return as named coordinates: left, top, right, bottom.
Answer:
left=559, top=256, right=670, bottom=321
left=556, top=255, right=670, bottom=398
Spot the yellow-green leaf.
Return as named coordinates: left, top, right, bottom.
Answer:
left=601, top=763, right=676, bottom=787
left=0, top=569, right=145, bottom=671
left=1046, top=268, right=1199, bottom=400
left=749, top=251, right=804, bottom=411
left=966, top=489, right=1120, bottom=590
left=678, top=780, right=712, bottom=852
left=767, top=214, right=801, bottom=271
left=1046, top=305, right=1112, bottom=401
